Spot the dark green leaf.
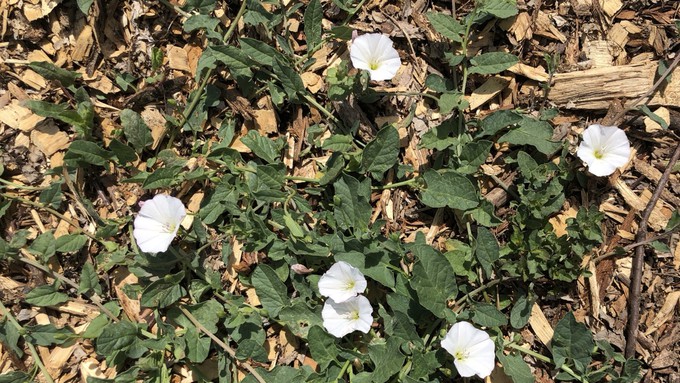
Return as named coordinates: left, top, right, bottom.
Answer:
left=510, top=294, right=532, bottom=329
left=28, top=62, right=79, bottom=87
left=0, top=371, right=31, bottom=383
left=109, top=139, right=138, bottom=165
left=475, top=227, right=499, bottom=278
left=498, top=118, right=560, bottom=155
left=239, top=37, right=284, bottom=66
left=409, top=242, right=457, bottom=317
left=551, top=312, right=593, bottom=374
left=120, top=109, right=153, bottom=153
left=321, top=135, right=353, bottom=152
left=361, top=126, right=399, bottom=177
left=240, top=130, right=282, bottom=164
left=142, top=166, right=182, bottom=189
left=25, top=324, right=74, bottom=346
left=96, top=320, right=138, bottom=355
left=25, top=284, right=69, bottom=307
left=332, top=174, right=372, bottom=233
left=140, top=271, right=187, bottom=308
left=23, top=100, right=86, bottom=128
left=458, top=140, right=492, bottom=174
left=421, top=169, right=479, bottom=210
left=183, top=15, right=222, bottom=40
left=426, top=12, right=464, bottom=42
left=472, top=303, right=507, bottom=327
left=55, top=234, right=88, bottom=254
left=65, top=140, right=113, bottom=166
left=304, top=0, right=323, bottom=48
left=478, top=109, right=523, bottom=137
left=307, top=326, right=338, bottom=370
left=478, top=0, right=518, bottom=19
left=29, top=231, right=56, bottom=260
left=251, top=264, right=289, bottom=317
left=78, top=262, right=102, bottom=295
left=468, top=52, right=518, bottom=75
left=39, top=181, right=63, bottom=209
left=272, top=59, right=306, bottom=100
left=368, top=337, right=406, bottom=383
left=185, top=326, right=211, bottom=363
left=639, top=105, right=668, bottom=130
left=497, top=352, right=535, bottom=383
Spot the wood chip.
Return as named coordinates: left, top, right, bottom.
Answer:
left=468, top=76, right=511, bottom=110
left=0, top=99, right=45, bottom=131
left=534, top=11, right=567, bottom=42
left=644, top=291, right=680, bottom=336
left=506, top=63, right=548, bottom=82
left=167, top=45, right=191, bottom=72
left=643, top=106, right=670, bottom=133
left=30, top=121, right=70, bottom=156
left=529, top=303, right=554, bottom=346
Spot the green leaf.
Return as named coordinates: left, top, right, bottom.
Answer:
left=239, top=37, right=284, bottom=67
left=183, top=0, right=216, bottom=14
left=551, top=312, right=593, bottom=374
left=307, top=326, right=338, bottom=371
left=426, top=12, right=465, bottom=42
left=361, top=126, right=400, bottom=178
left=78, top=262, right=102, bottom=295
left=332, top=174, right=372, bottom=234
left=272, top=59, right=306, bottom=100
left=29, top=231, right=56, bottom=260
left=240, top=130, right=282, bottom=164
left=65, top=140, right=113, bottom=167
left=120, top=109, right=153, bottom=153
left=304, top=0, right=323, bottom=48
left=142, top=166, right=182, bottom=189
left=55, top=234, right=88, bottom=253
left=24, top=324, right=74, bottom=346
left=498, top=118, right=560, bottom=155
left=475, top=227, right=499, bottom=278
left=0, top=371, right=33, bottom=383
left=478, top=109, right=523, bottom=137
left=421, top=169, right=479, bottom=210
left=183, top=15, right=222, bottom=40
left=197, top=45, right=255, bottom=94
left=140, top=271, right=187, bottom=308
left=321, top=134, right=353, bottom=152
left=472, top=303, right=507, bottom=327
left=251, top=264, right=289, bottom=317
left=468, top=52, right=518, bottom=75
left=235, top=339, right=269, bottom=363
left=25, top=284, right=69, bottom=307
left=0, top=319, right=24, bottom=357
left=39, top=181, right=63, bottom=209
left=278, top=301, right=323, bottom=339
left=368, top=337, right=406, bottom=383
left=510, top=294, right=532, bottom=329
left=383, top=310, right=423, bottom=347
left=458, top=140, right=492, bottom=174
left=23, top=100, right=86, bottom=128
left=478, top=0, right=518, bottom=19
left=409, top=241, right=457, bottom=317
left=185, top=326, right=211, bottom=363
left=96, top=320, right=138, bottom=355
left=497, top=352, right=535, bottom=383
left=28, top=62, right=79, bottom=87
left=639, top=105, right=668, bottom=130
left=109, top=139, right=138, bottom=165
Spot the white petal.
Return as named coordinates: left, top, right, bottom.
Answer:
left=322, top=296, right=373, bottom=338
left=349, top=33, right=401, bottom=81
left=442, top=321, right=495, bottom=378
left=317, top=261, right=367, bottom=302
left=587, top=159, right=619, bottom=177
left=132, top=195, right=186, bottom=253
left=577, top=124, right=631, bottom=177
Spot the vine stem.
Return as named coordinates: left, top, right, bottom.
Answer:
left=178, top=306, right=266, bottom=383
left=372, top=178, right=418, bottom=190
left=0, top=301, right=56, bottom=383
left=507, top=343, right=588, bottom=383
left=336, top=359, right=351, bottom=381
left=453, top=278, right=502, bottom=308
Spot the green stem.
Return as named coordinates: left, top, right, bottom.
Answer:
left=507, top=343, right=587, bottom=382
left=0, top=178, right=48, bottom=190
left=336, top=359, right=351, bottom=381
left=302, top=93, right=342, bottom=127
left=454, top=278, right=502, bottom=308
left=285, top=175, right=320, bottom=183
left=372, top=178, right=418, bottom=190
left=0, top=301, right=56, bottom=383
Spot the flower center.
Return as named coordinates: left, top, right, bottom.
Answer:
left=454, top=350, right=468, bottom=361
left=593, top=149, right=604, bottom=159
left=349, top=310, right=360, bottom=320
left=345, top=280, right=356, bottom=291
left=163, top=222, right=177, bottom=233
left=369, top=61, right=380, bottom=70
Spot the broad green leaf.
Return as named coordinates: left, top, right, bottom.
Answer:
left=304, top=0, right=323, bottom=48
left=182, top=0, right=216, bottom=14
left=0, top=371, right=32, bottom=383
left=475, top=227, right=499, bottom=278
left=439, top=91, right=467, bottom=114
left=332, top=174, right=372, bottom=234
left=321, top=134, right=353, bottom=152
left=183, top=14, right=222, bottom=40
left=458, top=140, right=492, bottom=174
left=240, top=130, right=281, bottom=164
left=478, top=109, right=523, bottom=137
left=29, top=231, right=56, bottom=260
left=307, top=326, right=338, bottom=371
left=361, top=125, right=399, bottom=177
left=335, top=251, right=395, bottom=290
left=551, top=312, right=593, bottom=374
left=140, top=271, right=187, bottom=308
left=120, top=109, right=153, bottom=153
left=510, top=294, right=532, bottom=329
left=235, top=339, right=269, bottom=363
left=472, top=303, right=507, bottom=327
left=196, top=45, right=255, bottom=94
left=39, top=181, right=63, bottom=209
left=426, top=12, right=465, bottom=42
left=169, top=300, right=224, bottom=334
left=421, top=169, right=479, bottom=210
left=468, top=52, right=519, bottom=75
left=498, top=118, right=560, bottom=155
left=0, top=319, right=24, bottom=357
left=55, top=234, right=88, bottom=254
left=24, top=324, right=74, bottom=346
left=23, top=100, right=85, bottom=128
left=25, top=284, right=69, bottom=307
left=278, top=301, right=323, bottom=339
left=239, top=37, right=284, bottom=66
left=272, top=59, right=306, bottom=100
left=478, top=0, right=518, bottom=19
left=65, top=140, right=113, bottom=166
left=185, top=327, right=211, bottom=363
left=497, top=352, right=535, bottom=383
left=28, top=61, right=79, bottom=87
left=142, top=166, right=182, bottom=189
left=368, top=337, right=406, bottom=383
left=251, top=264, right=289, bottom=317
left=96, top=320, right=138, bottom=355
left=383, top=311, right=422, bottom=347
left=78, top=262, right=102, bottom=295
left=109, top=139, right=137, bottom=165
left=409, top=242, right=457, bottom=317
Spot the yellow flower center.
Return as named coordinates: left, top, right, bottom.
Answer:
left=346, top=280, right=356, bottom=290
left=349, top=310, right=360, bottom=320
left=163, top=222, right=177, bottom=233
left=593, top=149, right=604, bottom=159
left=369, top=61, right=380, bottom=70
left=454, top=350, right=468, bottom=361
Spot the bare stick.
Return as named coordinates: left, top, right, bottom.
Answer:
left=625, top=142, right=680, bottom=358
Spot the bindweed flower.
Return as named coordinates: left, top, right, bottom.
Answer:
left=350, top=33, right=401, bottom=81
left=322, top=295, right=373, bottom=338
left=576, top=124, right=631, bottom=177
left=318, top=261, right=367, bottom=303
left=441, top=321, right=495, bottom=379
left=133, top=194, right=186, bottom=253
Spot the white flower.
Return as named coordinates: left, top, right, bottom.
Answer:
left=318, top=261, right=367, bottom=303
left=350, top=33, right=401, bottom=81
left=133, top=194, right=186, bottom=253
left=576, top=124, right=631, bottom=177
left=441, top=321, right=495, bottom=379
left=322, top=295, right=373, bottom=338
